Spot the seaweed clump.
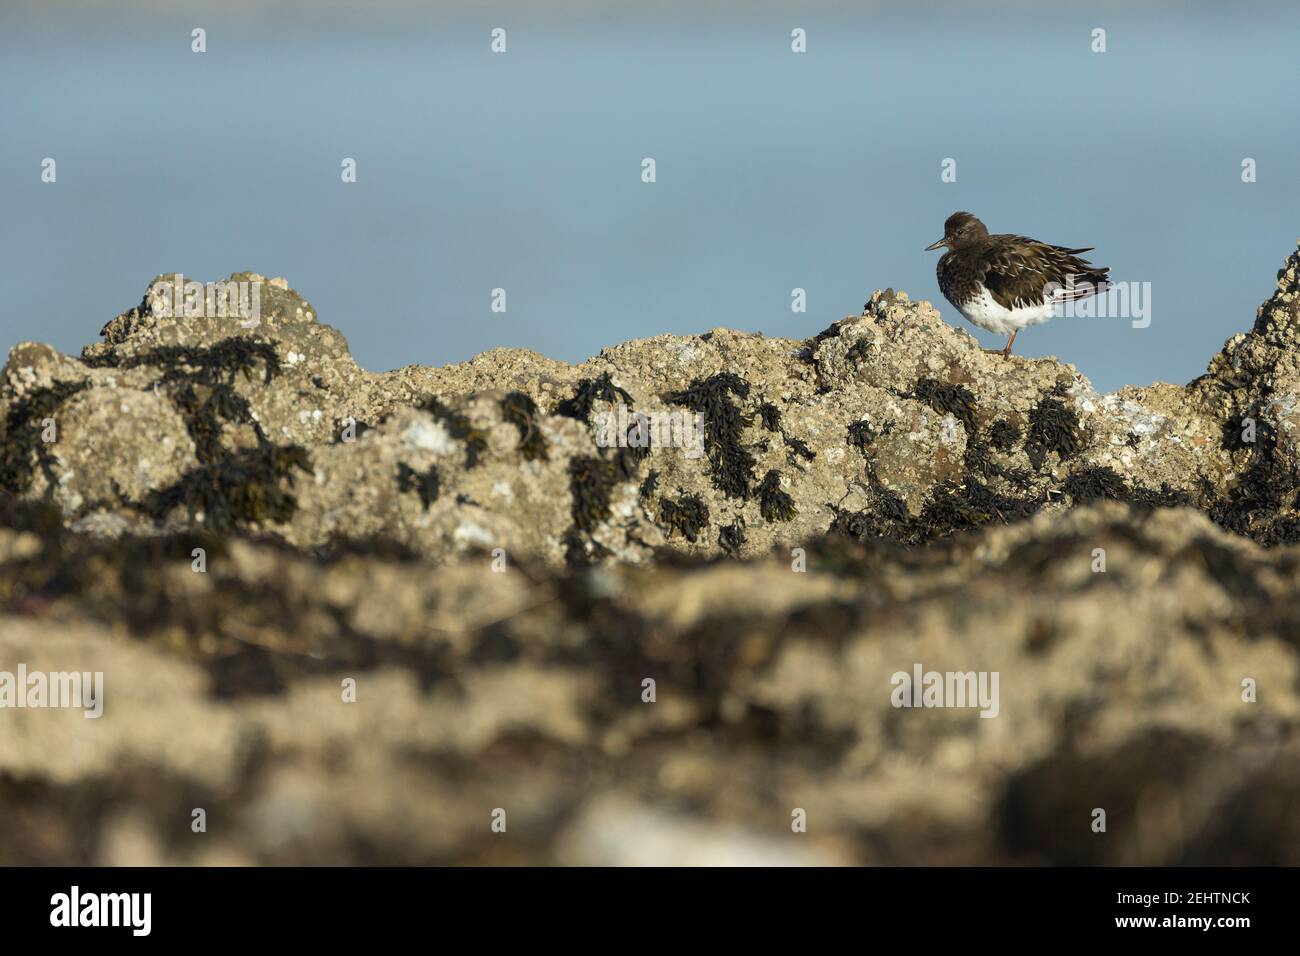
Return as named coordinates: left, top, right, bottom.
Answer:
left=847, top=420, right=875, bottom=454
left=913, top=479, right=1043, bottom=542
left=500, top=391, right=549, bottom=462
left=832, top=475, right=1044, bottom=547
left=756, top=398, right=815, bottom=464
left=397, top=463, right=442, bottom=510
left=555, top=373, right=632, bottom=421
left=1024, top=384, right=1082, bottom=470
left=1061, top=466, right=1128, bottom=504
left=1128, top=483, right=1192, bottom=509
left=0, top=380, right=90, bottom=494
left=663, top=372, right=756, bottom=500
left=718, top=520, right=746, bottom=557
left=638, top=469, right=659, bottom=501
left=845, top=338, right=873, bottom=366
left=567, top=456, right=619, bottom=533
left=988, top=419, right=1022, bottom=451
left=613, top=415, right=652, bottom=479
left=658, top=492, right=710, bottom=543
left=0, top=494, right=65, bottom=538
left=910, top=377, right=978, bottom=436
left=963, top=438, right=1033, bottom=490
left=562, top=455, right=624, bottom=566
left=562, top=527, right=611, bottom=567
left=784, top=434, right=816, bottom=464
left=145, top=443, right=312, bottom=532
left=561, top=407, right=655, bottom=562
left=1210, top=411, right=1300, bottom=544
left=1220, top=412, right=1266, bottom=454
left=757, top=470, right=797, bottom=522
left=332, top=417, right=370, bottom=444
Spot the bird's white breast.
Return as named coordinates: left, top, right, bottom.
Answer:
left=957, top=285, right=1057, bottom=335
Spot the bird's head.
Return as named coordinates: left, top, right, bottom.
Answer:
left=925, top=212, right=988, bottom=251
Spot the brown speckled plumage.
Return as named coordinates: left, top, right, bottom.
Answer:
left=926, top=212, right=1110, bottom=357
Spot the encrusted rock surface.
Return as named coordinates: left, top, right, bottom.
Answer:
left=2, top=249, right=1300, bottom=864
left=7, top=253, right=1300, bottom=561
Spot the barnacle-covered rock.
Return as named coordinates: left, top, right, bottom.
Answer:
left=4, top=248, right=1300, bottom=865
left=11, top=253, right=1300, bottom=560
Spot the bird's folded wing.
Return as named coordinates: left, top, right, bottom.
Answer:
left=981, top=237, right=1108, bottom=307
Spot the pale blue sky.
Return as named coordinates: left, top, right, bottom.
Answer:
left=2, top=1, right=1297, bottom=392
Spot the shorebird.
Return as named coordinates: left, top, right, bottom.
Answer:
left=926, top=212, right=1110, bottom=358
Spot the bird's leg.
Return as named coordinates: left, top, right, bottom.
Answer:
left=981, top=330, right=1018, bottom=358
left=1000, top=330, right=1018, bottom=359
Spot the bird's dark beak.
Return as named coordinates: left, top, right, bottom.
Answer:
left=924, top=237, right=948, bottom=251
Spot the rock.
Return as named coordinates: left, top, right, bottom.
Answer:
left=0, top=500, right=1297, bottom=865
left=5, top=255, right=1300, bottom=560
left=2, top=250, right=1300, bottom=865
left=48, top=387, right=197, bottom=512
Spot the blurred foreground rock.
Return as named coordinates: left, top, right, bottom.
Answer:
left=1, top=502, right=1297, bottom=865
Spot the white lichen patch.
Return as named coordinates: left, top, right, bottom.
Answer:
left=1066, top=376, right=1104, bottom=412
left=402, top=418, right=454, bottom=455
left=938, top=413, right=962, bottom=446
left=1265, top=393, right=1300, bottom=431
left=453, top=522, right=494, bottom=548
left=1099, top=395, right=1167, bottom=439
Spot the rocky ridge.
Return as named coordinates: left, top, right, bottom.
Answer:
left=2, top=247, right=1300, bottom=864
left=6, top=249, right=1300, bottom=561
